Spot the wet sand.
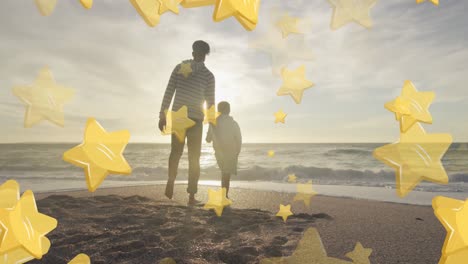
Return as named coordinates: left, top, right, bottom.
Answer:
left=31, top=184, right=446, bottom=264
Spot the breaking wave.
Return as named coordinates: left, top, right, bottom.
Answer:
left=6, top=165, right=466, bottom=183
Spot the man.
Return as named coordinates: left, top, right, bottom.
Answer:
left=158, top=40, right=215, bottom=205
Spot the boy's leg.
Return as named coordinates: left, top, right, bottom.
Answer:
left=166, top=134, right=185, bottom=199
left=222, top=173, right=231, bottom=198
left=186, top=121, right=203, bottom=200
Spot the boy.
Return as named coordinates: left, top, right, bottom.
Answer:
left=206, top=101, right=242, bottom=198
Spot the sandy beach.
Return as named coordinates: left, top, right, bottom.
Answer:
left=28, top=184, right=445, bottom=264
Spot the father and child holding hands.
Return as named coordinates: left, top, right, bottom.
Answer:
left=158, top=40, right=242, bottom=205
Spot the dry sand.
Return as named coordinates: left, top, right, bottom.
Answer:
left=30, top=184, right=445, bottom=264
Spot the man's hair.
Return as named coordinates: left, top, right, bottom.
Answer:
left=192, top=40, right=210, bottom=56
left=218, top=101, right=230, bottom=115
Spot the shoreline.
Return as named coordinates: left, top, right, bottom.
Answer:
left=30, top=180, right=468, bottom=206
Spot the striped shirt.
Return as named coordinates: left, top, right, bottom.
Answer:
left=159, top=60, right=215, bottom=121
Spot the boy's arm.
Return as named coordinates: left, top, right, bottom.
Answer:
left=234, top=121, right=242, bottom=154
left=206, top=124, right=213, bottom=143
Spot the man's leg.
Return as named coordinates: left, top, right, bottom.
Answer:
left=186, top=121, right=203, bottom=201
left=165, top=134, right=185, bottom=199
left=222, top=173, right=231, bottom=198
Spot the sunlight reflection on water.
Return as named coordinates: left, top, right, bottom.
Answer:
left=200, top=144, right=216, bottom=168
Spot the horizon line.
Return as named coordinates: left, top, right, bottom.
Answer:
left=1, top=141, right=467, bottom=144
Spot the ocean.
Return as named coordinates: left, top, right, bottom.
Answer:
left=1, top=143, right=468, bottom=204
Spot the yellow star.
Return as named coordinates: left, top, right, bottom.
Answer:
left=12, top=67, right=75, bottom=128
left=390, top=81, right=435, bottom=129
left=440, top=248, right=468, bottom=264
left=293, top=180, right=317, bottom=208
left=213, top=0, right=261, bottom=31
left=203, top=105, right=220, bottom=126
left=162, top=106, right=196, bottom=143
left=0, top=226, right=3, bottom=248
left=68, top=253, right=91, bottom=264
left=249, top=29, right=314, bottom=76
left=287, top=174, right=297, bottom=183
left=277, top=65, right=314, bottom=104
left=275, top=13, right=302, bottom=38
left=276, top=204, right=293, bottom=222
left=416, top=0, right=439, bottom=6
left=433, top=196, right=468, bottom=257
left=79, top=0, right=93, bottom=9
left=181, top=0, right=214, bottom=7
left=345, top=242, right=373, bottom=264
left=0, top=180, right=20, bottom=251
left=0, top=180, right=20, bottom=210
left=0, top=190, right=57, bottom=259
left=0, top=237, right=51, bottom=264
left=327, top=0, right=377, bottom=30
left=63, top=118, right=132, bottom=192
left=268, top=150, right=275, bottom=157
left=373, top=123, right=452, bottom=197
left=0, top=190, right=49, bottom=263
left=130, top=0, right=161, bottom=27
left=35, top=0, right=91, bottom=14
left=385, top=80, right=435, bottom=133
left=390, top=97, right=413, bottom=119
left=261, top=228, right=361, bottom=263
left=34, top=0, right=57, bottom=16
left=178, top=62, right=193, bottom=78
left=274, top=109, right=287, bottom=124
left=203, top=188, right=232, bottom=217
left=234, top=13, right=258, bottom=32
left=158, top=0, right=183, bottom=14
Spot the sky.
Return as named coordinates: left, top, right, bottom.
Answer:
left=0, top=0, right=467, bottom=143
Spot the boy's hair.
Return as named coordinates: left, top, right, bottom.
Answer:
left=192, top=40, right=210, bottom=56
left=218, top=101, right=230, bottom=115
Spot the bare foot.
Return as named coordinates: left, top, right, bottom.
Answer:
left=188, top=196, right=202, bottom=206
left=165, top=181, right=174, bottom=199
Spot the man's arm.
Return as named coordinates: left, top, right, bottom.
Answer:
left=204, top=72, right=215, bottom=108
left=159, top=66, right=178, bottom=119
left=158, top=66, right=178, bottom=131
